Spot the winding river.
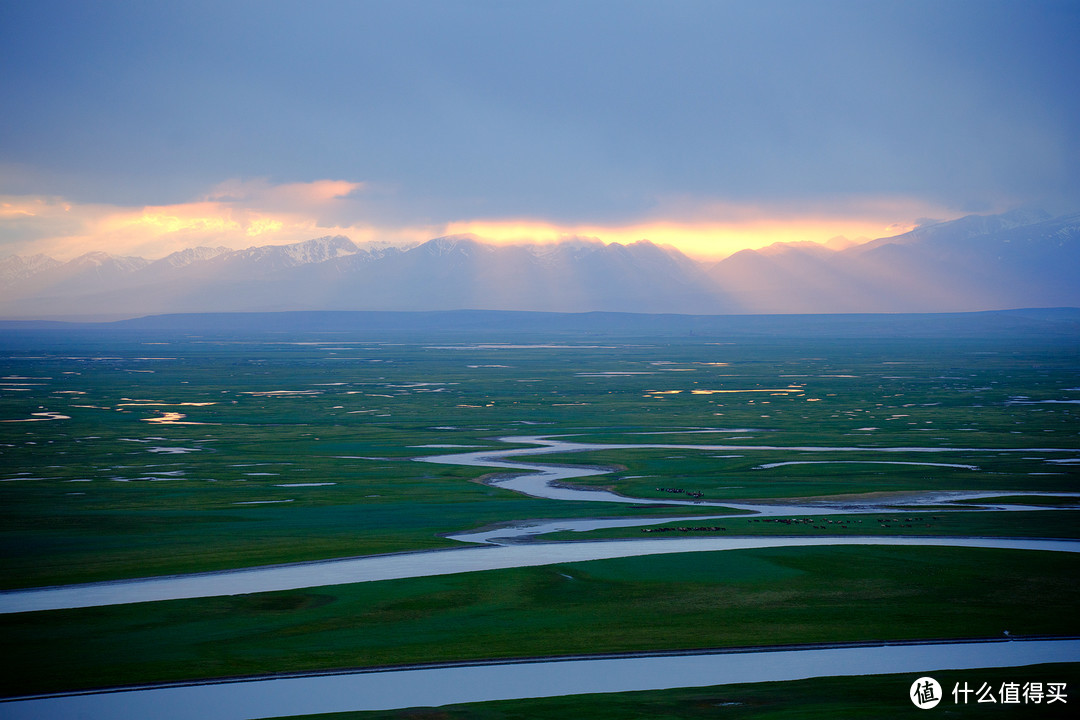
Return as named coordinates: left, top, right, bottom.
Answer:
left=2, top=434, right=1078, bottom=717
left=2, top=435, right=1077, bottom=614
left=4, top=638, right=1078, bottom=720
left=423, top=434, right=1080, bottom=509
left=3, top=535, right=1078, bottom=615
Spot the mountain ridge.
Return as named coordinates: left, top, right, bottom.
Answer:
left=2, top=210, right=1077, bottom=317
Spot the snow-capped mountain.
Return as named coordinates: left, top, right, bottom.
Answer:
left=152, top=246, right=233, bottom=269
left=65, top=251, right=150, bottom=273
left=222, top=235, right=359, bottom=270
left=0, top=236, right=363, bottom=307
left=0, top=253, right=62, bottom=283
left=0, top=251, right=150, bottom=306
left=848, top=208, right=1053, bottom=255
left=707, top=210, right=1080, bottom=313
left=1, top=211, right=1077, bottom=317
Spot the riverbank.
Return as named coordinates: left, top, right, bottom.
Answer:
left=4, top=535, right=1078, bottom=614
left=4, top=637, right=1077, bottom=720
left=3, top=544, right=1077, bottom=699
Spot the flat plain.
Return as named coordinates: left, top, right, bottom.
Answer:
left=1, top=319, right=1077, bottom=714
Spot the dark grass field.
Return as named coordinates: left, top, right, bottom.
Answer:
left=1, top=323, right=1077, bottom=708
left=2, top=331, right=1077, bottom=587
left=2, top=546, right=1076, bottom=696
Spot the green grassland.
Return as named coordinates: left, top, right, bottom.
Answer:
left=1, top=332, right=1076, bottom=587
left=1, top=546, right=1076, bottom=696
left=0, top=328, right=1077, bottom=699
left=543, top=510, right=1080, bottom=543
left=525, top=445, right=1076, bottom=500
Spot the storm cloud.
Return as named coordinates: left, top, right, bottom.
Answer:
left=1, top=0, right=1077, bottom=251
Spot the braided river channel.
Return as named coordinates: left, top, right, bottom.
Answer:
left=3, top=435, right=1078, bottom=718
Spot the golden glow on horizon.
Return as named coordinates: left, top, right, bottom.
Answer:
left=1, top=180, right=944, bottom=261
left=445, top=217, right=917, bottom=259
left=245, top=218, right=285, bottom=236
left=124, top=211, right=241, bottom=234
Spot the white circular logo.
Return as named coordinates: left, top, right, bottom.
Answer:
left=911, top=676, right=942, bottom=709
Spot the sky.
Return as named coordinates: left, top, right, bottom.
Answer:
left=1, top=0, right=1078, bottom=261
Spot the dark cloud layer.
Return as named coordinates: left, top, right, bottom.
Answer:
left=2, top=0, right=1077, bottom=222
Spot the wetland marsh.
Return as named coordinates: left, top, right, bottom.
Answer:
left=1, top=318, right=1077, bottom=715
